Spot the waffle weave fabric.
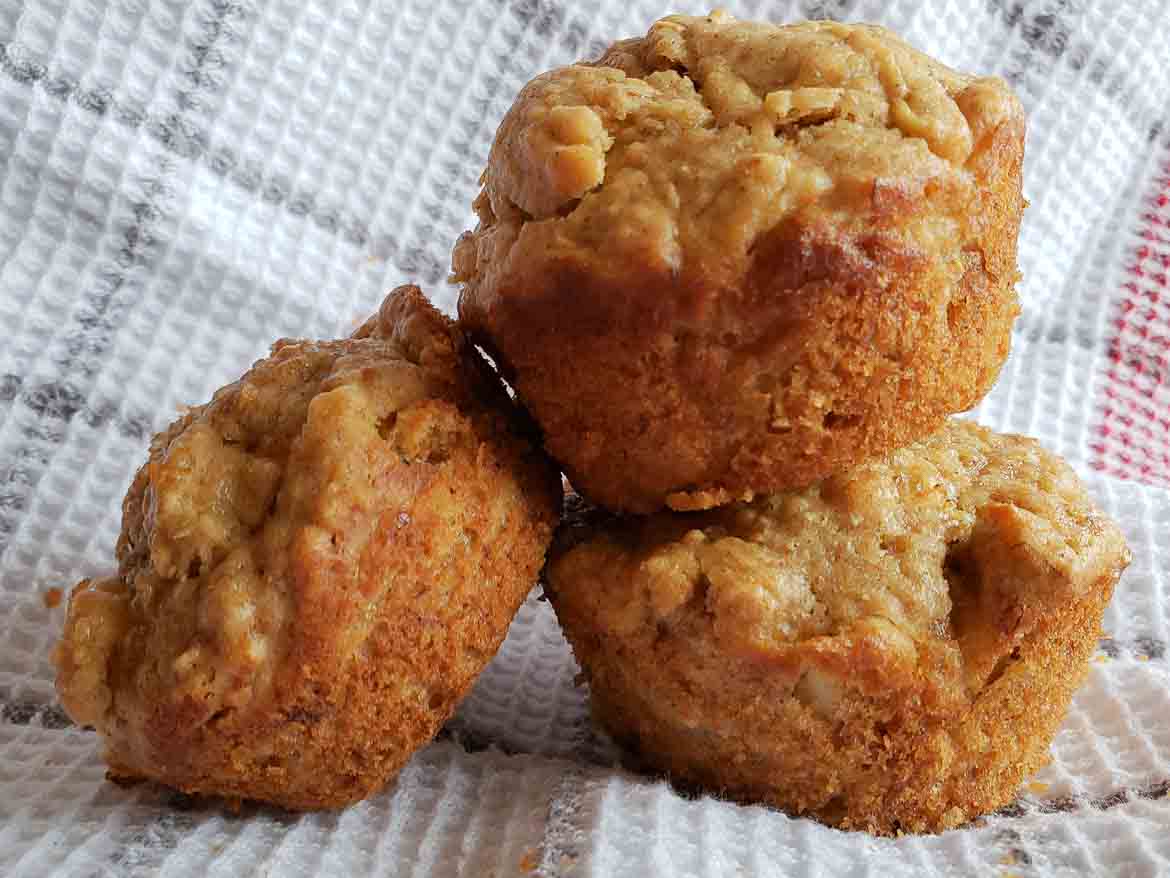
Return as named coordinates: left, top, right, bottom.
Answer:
left=2, top=1, right=1169, bottom=875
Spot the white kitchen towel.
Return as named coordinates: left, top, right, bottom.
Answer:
left=2, top=0, right=1169, bottom=875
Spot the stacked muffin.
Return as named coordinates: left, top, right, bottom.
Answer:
left=454, top=13, right=1131, bottom=833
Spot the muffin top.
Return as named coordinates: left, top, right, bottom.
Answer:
left=548, top=421, right=1129, bottom=695
left=454, top=12, right=1022, bottom=314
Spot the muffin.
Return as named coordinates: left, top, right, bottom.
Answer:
left=52, top=285, right=560, bottom=810
left=544, top=421, right=1129, bottom=834
left=454, top=12, right=1025, bottom=513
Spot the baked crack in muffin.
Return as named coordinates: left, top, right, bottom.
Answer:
left=53, top=285, right=560, bottom=809
left=544, top=421, right=1129, bottom=834
left=454, top=12, right=1025, bottom=513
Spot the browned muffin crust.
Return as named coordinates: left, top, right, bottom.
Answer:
left=455, top=13, right=1025, bottom=513
left=544, top=421, right=1130, bottom=834
left=53, top=285, right=561, bottom=810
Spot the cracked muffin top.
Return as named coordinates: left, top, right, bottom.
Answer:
left=455, top=12, right=1021, bottom=304
left=547, top=420, right=1129, bottom=695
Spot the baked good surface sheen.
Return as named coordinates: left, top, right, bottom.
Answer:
left=455, top=13, right=1025, bottom=513
left=544, top=421, right=1130, bottom=834
left=53, top=286, right=561, bottom=810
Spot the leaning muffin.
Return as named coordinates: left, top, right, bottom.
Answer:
left=544, top=421, right=1129, bottom=834
left=455, top=13, right=1025, bottom=513
left=53, top=285, right=560, bottom=810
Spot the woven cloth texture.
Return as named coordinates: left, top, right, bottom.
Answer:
left=1, top=1, right=1169, bottom=875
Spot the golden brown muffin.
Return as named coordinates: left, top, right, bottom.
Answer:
left=455, top=13, right=1025, bottom=513
left=545, top=421, right=1129, bottom=834
left=52, top=285, right=560, bottom=810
